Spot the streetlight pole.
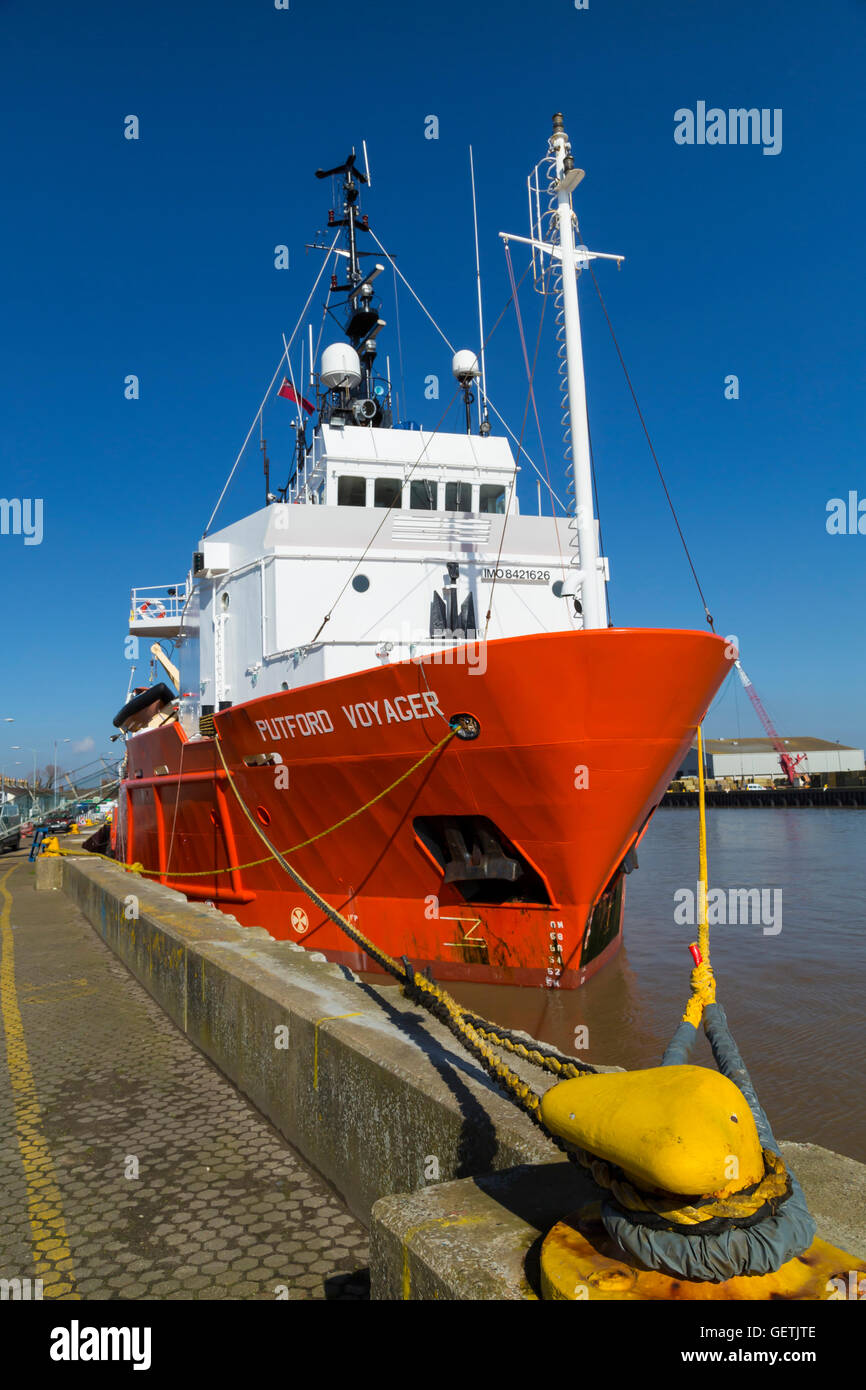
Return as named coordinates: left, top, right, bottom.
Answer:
left=1, top=721, right=24, bottom=826
left=1, top=718, right=12, bottom=817
left=52, top=739, right=71, bottom=810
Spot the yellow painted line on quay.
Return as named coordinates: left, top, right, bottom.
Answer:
left=313, top=1013, right=364, bottom=1090
left=0, top=866, right=79, bottom=1298
left=401, top=1215, right=487, bottom=1301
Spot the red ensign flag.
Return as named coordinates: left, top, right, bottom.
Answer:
left=278, top=378, right=315, bottom=414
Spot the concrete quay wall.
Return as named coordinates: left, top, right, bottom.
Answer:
left=53, top=853, right=564, bottom=1224
left=47, top=851, right=866, bottom=1301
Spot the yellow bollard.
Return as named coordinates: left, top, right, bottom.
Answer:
left=540, top=1205, right=866, bottom=1300
left=540, top=1065, right=763, bottom=1197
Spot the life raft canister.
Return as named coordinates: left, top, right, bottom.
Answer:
left=112, top=681, right=176, bottom=730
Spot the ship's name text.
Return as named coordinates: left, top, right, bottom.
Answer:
left=255, top=690, right=443, bottom=741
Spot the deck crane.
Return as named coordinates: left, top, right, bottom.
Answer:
left=733, top=661, right=807, bottom=786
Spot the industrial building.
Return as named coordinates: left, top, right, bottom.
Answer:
left=677, top=737, right=865, bottom=784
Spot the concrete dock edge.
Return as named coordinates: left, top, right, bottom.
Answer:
left=50, top=850, right=866, bottom=1300
left=56, top=853, right=564, bottom=1223
left=369, top=1142, right=866, bottom=1300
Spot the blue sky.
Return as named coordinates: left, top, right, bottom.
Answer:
left=1, top=0, right=864, bottom=780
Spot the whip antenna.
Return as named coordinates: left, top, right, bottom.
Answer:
left=469, top=145, right=490, bottom=434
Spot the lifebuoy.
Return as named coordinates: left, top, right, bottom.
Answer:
left=138, top=599, right=167, bottom=620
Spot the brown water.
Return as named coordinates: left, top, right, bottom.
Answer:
left=383, top=809, right=866, bottom=1162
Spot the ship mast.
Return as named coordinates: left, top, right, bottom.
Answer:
left=549, top=113, right=607, bottom=630
left=312, top=150, right=390, bottom=428
left=500, top=113, right=624, bottom=629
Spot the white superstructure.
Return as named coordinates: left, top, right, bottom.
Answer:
left=137, top=420, right=587, bottom=734
left=127, top=118, right=613, bottom=737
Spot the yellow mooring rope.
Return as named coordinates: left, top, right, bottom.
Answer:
left=49, top=718, right=783, bottom=1227
left=70, top=729, right=461, bottom=880
left=682, top=723, right=717, bottom=1026
left=209, top=729, right=783, bottom=1227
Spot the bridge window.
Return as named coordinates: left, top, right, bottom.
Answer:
left=479, top=483, right=506, bottom=515
left=374, top=478, right=402, bottom=509
left=337, top=476, right=366, bottom=507
left=410, top=480, right=438, bottom=510
left=445, top=482, right=472, bottom=513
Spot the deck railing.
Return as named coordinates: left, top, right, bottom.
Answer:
left=129, top=582, right=189, bottom=626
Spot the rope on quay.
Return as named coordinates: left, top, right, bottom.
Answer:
left=42, top=721, right=816, bottom=1271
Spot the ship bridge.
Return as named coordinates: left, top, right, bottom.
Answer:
left=304, top=422, right=516, bottom=518
left=148, top=421, right=581, bottom=735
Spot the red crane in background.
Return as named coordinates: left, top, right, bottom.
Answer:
left=733, top=661, right=807, bottom=786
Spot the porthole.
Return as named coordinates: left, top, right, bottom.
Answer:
left=352, top=574, right=370, bottom=593
left=256, top=806, right=271, bottom=827
left=552, top=580, right=565, bottom=598
left=221, top=592, right=230, bottom=611
left=280, top=681, right=289, bottom=691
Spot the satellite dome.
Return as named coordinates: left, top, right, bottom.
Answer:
left=321, top=343, right=362, bottom=391
left=452, top=349, right=480, bottom=382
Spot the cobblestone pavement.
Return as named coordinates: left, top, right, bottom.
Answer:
left=0, top=853, right=369, bottom=1300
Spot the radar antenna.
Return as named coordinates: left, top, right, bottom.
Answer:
left=312, top=145, right=393, bottom=429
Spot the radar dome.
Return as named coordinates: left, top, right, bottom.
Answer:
left=452, top=349, right=480, bottom=382
left=321, top=343, right=362, bottom=391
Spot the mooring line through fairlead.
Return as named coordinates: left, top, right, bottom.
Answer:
left=209, top=727, right=786, bottom=1230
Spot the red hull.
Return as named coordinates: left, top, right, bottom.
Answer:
left=115, top=629, right=730, bottom=988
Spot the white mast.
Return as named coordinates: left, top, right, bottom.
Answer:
left=469, top=145, right=489, bottom=433
left=500, top=115, right=623, bottom=628
left=549, top=112, right=606, bottom=630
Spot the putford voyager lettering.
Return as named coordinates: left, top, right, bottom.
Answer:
left=255, top=690, right=443, bottom=741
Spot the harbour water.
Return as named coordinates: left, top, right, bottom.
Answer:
left=442, top=808, right=865, bottom=1163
